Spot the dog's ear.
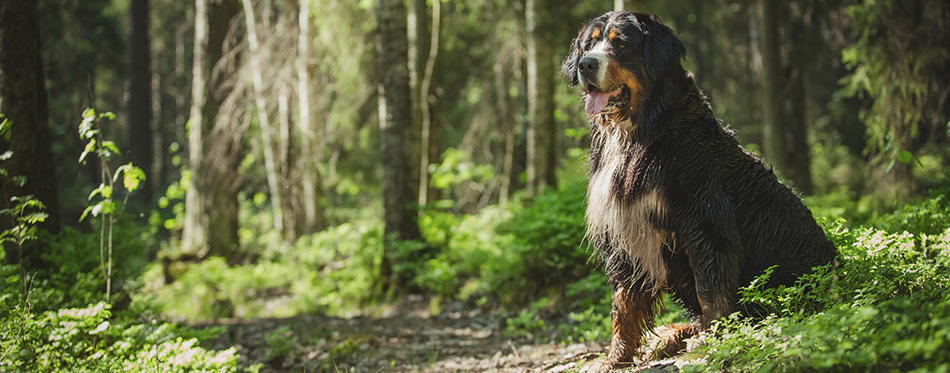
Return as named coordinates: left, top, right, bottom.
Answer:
left=561, top=29, right=584, bottom=87
left=637, top=13, right=686, bottom=80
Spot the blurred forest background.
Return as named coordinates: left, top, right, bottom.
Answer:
left=1, top=0, right=949, bottom=371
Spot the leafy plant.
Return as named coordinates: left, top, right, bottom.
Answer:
left=265, top=325, right=297, bottom=362
left=0, top=301, right=239, bottom=372
left=77, top=108, right=146, bottom=301
left=686, top=207, right=950, bottom=371
left=0, top=195, right=47, bottom=294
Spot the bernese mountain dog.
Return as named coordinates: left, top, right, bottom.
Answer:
left=562, top=10, right=837, bottom=369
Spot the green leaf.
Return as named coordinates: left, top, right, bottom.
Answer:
left=9, top=175, right=26, bottom=188
left=100, top=200, right=116, bottom=215
left=81, top=201, right=116, bottom=221
left=102, top=141, right=120, bottom=156
left=79, top=108, right=96, bottom=138
left=80, top=206, right=93, bottom=222
left=21, top=212, right=48, bottom=225
left=897, top=150, right=913, bottom=164
left=79, top=139, right=97, bottom=163
left=0, top=116, right=11, bottom=142
left=115, top=163, right=146, bottom=192
left=88, top=184, right=112, bottom=200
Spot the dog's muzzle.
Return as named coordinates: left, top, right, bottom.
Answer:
left=577, top=52, right=608, bottom=89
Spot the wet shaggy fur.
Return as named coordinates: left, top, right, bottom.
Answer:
left=562, top=11, right=837, bottom=367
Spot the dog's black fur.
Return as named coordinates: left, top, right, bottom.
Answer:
left=562, top=11, right=837, bottom=367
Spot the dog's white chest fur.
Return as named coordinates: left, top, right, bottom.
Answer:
left=586, top=129, right=668, bottom=287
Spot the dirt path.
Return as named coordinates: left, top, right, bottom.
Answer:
left=201, top=299, right=686, bottom=372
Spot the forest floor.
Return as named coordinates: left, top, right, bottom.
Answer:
left=198, top=296, right=689, bottom=372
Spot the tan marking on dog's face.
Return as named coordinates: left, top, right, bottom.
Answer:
left=590, top=59, right=644, bottom=130
left=590, top=27, right=601, bottom=40
left=608, top=28, right=620, bottom=42
left=584, top=25, right=646, bottom=128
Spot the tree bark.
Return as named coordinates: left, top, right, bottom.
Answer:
left=0, top=0, right=61, bottom=268
left=296, top=0, right=327, bottom=235
left=757, top=0, right=788, bottom=177
left=375, top=0, right=422, bottom=293
left=525, top=0, right=557, bottom=196
left=614, top=0, right=640, bottom=12
left=785, top=25, right=813, bottom=194
left=417, top=0, right=441, bottom=207
left=127, top=0, right=154, bottom=207
left=241, top=0, right=285, bottom=234
left=278, top=80, right=298, bottom=240
left=181, top=0, right=241, bottom=259
left=494, top=61, right=517, bottom=209
left=408, top=0, right=428, bottom=156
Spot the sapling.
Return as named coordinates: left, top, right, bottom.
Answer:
left=77, top=108, right=145, bottom=301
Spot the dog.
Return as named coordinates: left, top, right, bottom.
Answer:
left=561, top=10, right=837, bottom=368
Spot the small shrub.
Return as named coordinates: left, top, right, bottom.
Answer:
left=877, top=194, right=950, bottom=236
left=504, top=297, right=551, bottom=341
left=146, top=222, right=384, bottom=320
left=0, top=301, right=239, bottom=372
left=686, top=201, right=950, bottom=371
left=502, top=179, right=590, bottom=294
left=264, top=325, right=297, bottom=362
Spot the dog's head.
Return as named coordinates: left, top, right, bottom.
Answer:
left=562, top=11, right=685, bottom=124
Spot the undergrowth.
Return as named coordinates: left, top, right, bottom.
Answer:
left=0, top=109, right=240, bottom=372
left=140, top=172, right=950, bottom=370
left=686, top=191, right=950, bottom=371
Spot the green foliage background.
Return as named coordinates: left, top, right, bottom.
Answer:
left=1, top=0, right=949, bottom=370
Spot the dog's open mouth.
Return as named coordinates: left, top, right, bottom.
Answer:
left=585, top=85, right=631, bottom=116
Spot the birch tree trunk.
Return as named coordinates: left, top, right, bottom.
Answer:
left=614, top=0, right=640, bottom=12
left=296, top=0, right=327, bottom=234
left=417, top=0, right=441, bottom=207
left=241, top=0, right=285, bottom=233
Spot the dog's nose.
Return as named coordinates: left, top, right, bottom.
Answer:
left=578, top=56, right=599, bottom=80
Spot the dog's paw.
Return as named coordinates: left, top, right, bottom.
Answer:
left=646, top=323, right=699, bottom=360
left=580, top=358, right=634, bottom=373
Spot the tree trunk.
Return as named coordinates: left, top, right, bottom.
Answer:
left=181, top=0, right=241, bottom=259
left=241, top=0, right=285, bottom=234
left=127, top=0, right=154, bottom=207
left=757, top=0, right=788, bottom=177
left=375, top=0, right=422, bottom=293
left=782, top=9, right=814, bottom=194
left=417, top=0, right=441, bottom=207
left=0, top=0, right=61, bottom=268
left=525, top=0, right=557, bottom=196
left=495, top=61, right=517, bottom=209
left=296, top=0, right=327, bottom=235
left=408, top=0, right=428, bottom=164
left=614, top=0, right=640, bottom=12
left=785, top=68, right=813, bottom=194
left=278, top=81, right=298, bottom=240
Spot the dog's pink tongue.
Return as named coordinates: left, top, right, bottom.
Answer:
left=585, top=90, right=609, bottom=115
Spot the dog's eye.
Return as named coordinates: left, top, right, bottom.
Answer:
left=615, top=41, right=626, bottom=49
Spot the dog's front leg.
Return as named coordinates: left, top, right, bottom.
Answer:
left=604, top=277, right=658, bottom=368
